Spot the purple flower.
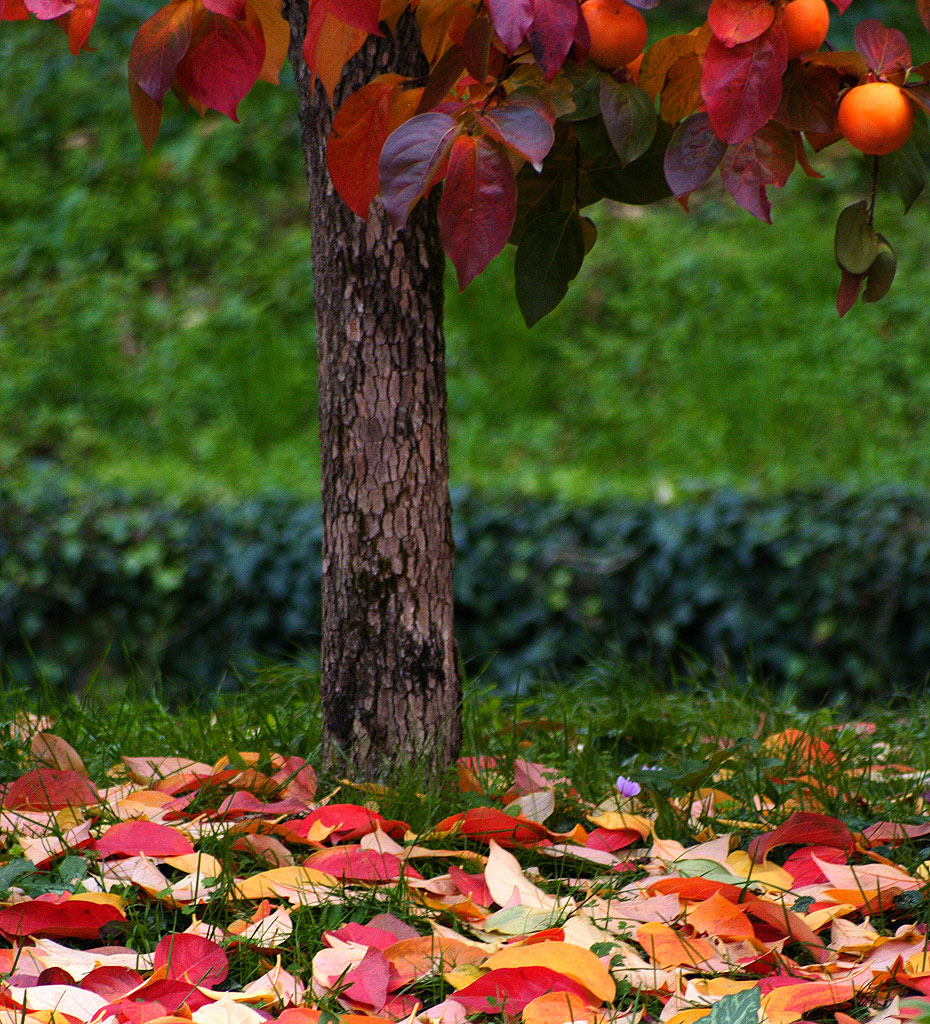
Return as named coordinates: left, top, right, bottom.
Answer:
left=615, top=775, right=641, bottom=798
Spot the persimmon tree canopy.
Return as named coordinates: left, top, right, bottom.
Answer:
left=5, top=0, right=930, bottom=315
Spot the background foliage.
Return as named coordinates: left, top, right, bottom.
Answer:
left=4, top=3, right=930, bottom=699
left=5, top=477, right=930, bottom=699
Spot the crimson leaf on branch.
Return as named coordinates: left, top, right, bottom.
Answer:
left=462, top=17, right=493, bottom=81
left=599, top=79, right=656, bottom=167
left=528, top=0, right=579, bottom=81
left=701, top=26, right=787, bottom=144
left=129, top=0, right=195, bottom=104
left=328, top=74, right=410, bottom=219
left=438, top=134, right=517, bottom=290
left=319, top=0, right=380, bottom=36
left=23, top=0, right=72, bottom=19
left=478, top=99, right=555, bottom=166
left=514, top=209, right=586, bottom=326
left=487, top=0, right=533, bottom=53
left=174, top=10, right=265, bottom=121
left=707, top=0, right=773, bottom=48
left=720, top=121, right=795, bottom=222
left=854, top=18, right=911, bottom=77
left=777, top=63, right=840, bottom=133
left=664, top=111, right=726, bottom=197
left=202, top=0, right=245, bottom=20
left=379, top=111, right=461, bottom=229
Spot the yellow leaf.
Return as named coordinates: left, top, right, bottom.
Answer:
left=164, top=853, right=223, bottom=875
left=481, top=941, right=615, bottom=1004
left=416, top=0, right=463, bottom=65
left=232, top=866, right=336, bottom=899
left=726, top=850, right=794, bottom=889
left=443, top=964, right=485, bottom=989
left=584, top=812, right=652, bottom=838
left=664, top=1011, right=710, bottom=1024
left=248, top=0, right=290, bottom=84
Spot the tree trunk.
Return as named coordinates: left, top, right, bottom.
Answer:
left=284, top=3, right=462, bottom=781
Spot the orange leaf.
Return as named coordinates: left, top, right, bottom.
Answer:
left=327, top=74, right=421, bottom=219
left=522, top=991, right=598, bottom=1024
left=30, top=733, right=85, bottom=773
left=685, top=891, right=755, bottom=942
left=303, top=0, right=368, bottom=100
left=761, top=979, right=856, bottom=1024
left=384, top=935, right=488, bottom=986
left=481, top=941, right=615, bottom=1004
left=635, top=922, right=716, bottom=969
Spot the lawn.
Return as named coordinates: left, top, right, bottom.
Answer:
left=1, top=674, right=929, bottom=1024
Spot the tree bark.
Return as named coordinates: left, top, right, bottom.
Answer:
left=284, top=3, right=462, bottom=781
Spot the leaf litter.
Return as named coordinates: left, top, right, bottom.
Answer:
left=0, top=721, right=928, bottom=1024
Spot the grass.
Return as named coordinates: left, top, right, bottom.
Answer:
left=5, top=12, right=930, bottom=503
left=2, top=666, right=929, bottom=1023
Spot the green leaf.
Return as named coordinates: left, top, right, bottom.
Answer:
left=515, top=209, right=586, bottom=326
left=583, top=120, right=674, bottom=205
left=878, top=112, right=930, bottom=212
left=0, top=859, right=37, bottom=895
left=705, top=985, right=761, bottom=1024
left=863, top=236, right=897, bottom=303
left=674, top=858, right=744, bottom=884
left=599, top=79, right=657, bottom=167
left=834, top=200, right=878, bottom=275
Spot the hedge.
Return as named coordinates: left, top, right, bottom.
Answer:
left=3, top=475, right=930, bottom=698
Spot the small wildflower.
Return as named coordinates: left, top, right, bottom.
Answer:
left=615, top=775, right=641, bottom=798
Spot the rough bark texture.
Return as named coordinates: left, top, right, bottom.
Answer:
left=284, top=3, right=462, bottom=781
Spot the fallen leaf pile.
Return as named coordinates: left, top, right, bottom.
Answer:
left=1, top=724, right=929, bottom=1024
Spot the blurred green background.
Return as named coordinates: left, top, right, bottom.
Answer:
left=3, top=1, right=930, bottom=505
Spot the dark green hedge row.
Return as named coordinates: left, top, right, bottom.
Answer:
left=3, top=477, right=930, bottom=697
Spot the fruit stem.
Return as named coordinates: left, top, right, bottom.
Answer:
left=868, top=154, right=879, bottom=226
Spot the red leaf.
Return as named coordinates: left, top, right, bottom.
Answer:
left=528, top=0, right=579, bottom=80
left=777, top=62, right=840, bottom=133
left=80, top=966, right=146, bottom=1001
left=451, top=967, right=595, bottom=1015
left=328, top=74, right=419, bottom=220
left=0, top=767, right=99, bottom=811
left=94, top=820, right=196, bottom=859
left=0, top=0, right=30, bottom=19
left=303, top=845, right=423, bottom=882
left=174, top=9, right=265, bottom=121
left=664, top=111, right=726, bottom=197
left=439, top=134, right=516, bottom=289
left=341, top=948, right=391, bottom=1013
left=707, top=0, right=774, bottom=48
left=478, top=100, right=555, bottom=165
left=782, top=845, right=846, bottom=885
left=747, top=811, right=857, bottom=862
left=586, top=827, right=640, bottom=852
left=379, top=111, right=461, bottom=229
left=854, top=18, right=912, bottom=76
left=836, top=266, right=863, bottom=316
left=0, top=896, right=123, bottom=940
left=129, top=0, right=196, bottom=104
left=701, top=26, right=787, bottom=144
left=286, top=803, right=410, bottom=842
left=448, top=864, right=494, bottom=906
left=462, top=16, right=493, bottom=81
left=203, top=0, right=245, bottom=16
left=23, top=0, right=72, bottom=18
left=63, top=0, right=100, bottom=52
left=487, top=0, right=533, bottom=53
left=323, top=922, right=401, bottom=949
left=130, top=76, right=164, bottom=152
left=319, top=0, right=380, bottom=35
left=720, top=120, right=794, bottom=221
left=433, top=805, right=549, bottom=848
left=153, top=933, right=229, bottom=987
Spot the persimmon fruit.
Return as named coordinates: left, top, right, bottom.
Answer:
left=837, top=82, right=915, bottom=156
left=581, top=0, right=648, bottom=71
left=782, top=0, right=830, bottom=60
